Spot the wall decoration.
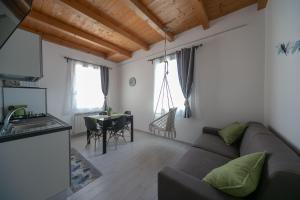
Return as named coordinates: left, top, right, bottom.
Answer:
left=277, top=40, right=300, bottom=56
left=129, top=77, right=136, bottom=87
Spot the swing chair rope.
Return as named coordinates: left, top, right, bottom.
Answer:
left=163, top=31, right=174, bottom=109
left=150, top=31, right=177, bottom=136
left=153, top=52, right=175, bottom=119
left=161, top=78, right=165, bottom=114
left=165, top=76, right=174, bottom=107
left=152, top=31, right=176, bottom=123
left=164, top=60, right=171, bottom=110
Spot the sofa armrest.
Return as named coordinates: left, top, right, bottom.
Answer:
left=202, top=127, right=220, bottom=135
left=158, top=167, right=239, bottom=200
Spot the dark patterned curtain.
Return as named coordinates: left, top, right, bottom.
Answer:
left=176, top=46, right=197, bottom=118
left=100, top=66, right=109, bottom=110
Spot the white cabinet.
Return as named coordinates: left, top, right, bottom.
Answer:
left=0, top=29, right=42, bottom=81
left=0, top=131, right=70, bottom=200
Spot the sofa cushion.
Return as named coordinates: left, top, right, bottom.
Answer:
left=240, top=122, right=270, bottom=154
left=158, top=167, right=242, bottom=200
left=193, top=134, right=239, bottom=159
left=174, top=147, right=231, bottom=180
left=239, top=133, right=300, bottom=200
left=255, top=168, right=300, bottom=200
left=240, top=133, right=300, bottom=179
left=246, top=121, right=266, bottom=128
left=240, top=132, right=298, bottom=158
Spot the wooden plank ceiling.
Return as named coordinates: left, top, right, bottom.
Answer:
left=20, top=0, right=267, bottom=63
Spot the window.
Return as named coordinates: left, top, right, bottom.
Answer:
left=153, top=56, right=185, bottom=116
left=73, top=62, right=104, bottom=112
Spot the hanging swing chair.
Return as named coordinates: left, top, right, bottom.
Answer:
left=149, top=33, right=177, bottom=138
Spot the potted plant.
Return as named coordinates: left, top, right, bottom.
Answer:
left=107, top=107, right=112, bottom=116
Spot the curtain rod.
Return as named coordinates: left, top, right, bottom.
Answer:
left=144, top=24, right=247, bottom=63
left=64, top=56, right=112, bottom=70
left=147, top=44, right=203, bottom=62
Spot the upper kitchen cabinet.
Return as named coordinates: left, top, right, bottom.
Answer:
left=0, top=29, right=42, bottom=81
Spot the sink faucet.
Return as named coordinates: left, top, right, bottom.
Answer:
left=0, top=107, right=26, bottom=135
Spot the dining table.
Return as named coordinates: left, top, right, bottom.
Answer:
left=86, top=114, right=134, bottom=154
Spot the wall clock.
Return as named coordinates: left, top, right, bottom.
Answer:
left=129, top=77, right=136, bottom=87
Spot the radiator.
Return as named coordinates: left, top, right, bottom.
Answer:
left=72, top=112, right=99, bottom=135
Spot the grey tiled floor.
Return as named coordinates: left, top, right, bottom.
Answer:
left=69, top=131, right=189, bottom=200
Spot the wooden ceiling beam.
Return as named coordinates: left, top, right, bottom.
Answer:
left=122, top=0, right=174, bottom=42
left=60, top=0, right=149, bottom=50
left=257, top=0, right=268, bottom=10
left=107, top=52, right=118, bottom=60
left=190, top=0, right=209, bottom=30
left=43, top=35, right=108, bottom=59
left=19, top=25, right=108, bottom=59
left=27, top=10, right=132, bottom=58
left=19, top=24, right=42, bottom=36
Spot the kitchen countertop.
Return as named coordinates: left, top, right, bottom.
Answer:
left=0, top=115, right=72, bottom=143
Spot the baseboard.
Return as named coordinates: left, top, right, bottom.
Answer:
left=47, top=188, right=72, bottom=200
left=70, top=131, right=86, bottom=138
left=71, top=129, right=193, bottom=146
left=134, top=128, right=193, bottom=146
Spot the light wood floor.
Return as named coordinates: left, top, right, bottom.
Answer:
left=68, top=130, right=190, bottom=200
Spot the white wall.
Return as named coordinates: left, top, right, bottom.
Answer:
left=265, top=0, right=300, bottom=151
left=38, top=41, right=120, bottom=124
left=119, top=5, right=265, bottom=144
left=1, top=38, right=121, bottom=124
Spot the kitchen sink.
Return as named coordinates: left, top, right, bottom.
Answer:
left=12, top=121, right=56, bottom=130
left=9, top=117, right=64, bottom=135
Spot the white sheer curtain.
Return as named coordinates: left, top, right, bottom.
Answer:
left=64, top=60, right=104, bottom=114
left=153, top=55, right=185, bottom=117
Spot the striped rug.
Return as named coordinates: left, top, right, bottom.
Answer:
left=70, top=148, right=101, bottom=192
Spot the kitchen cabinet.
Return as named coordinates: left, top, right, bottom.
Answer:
left=0, top=130, right=70, bottom=200
left=0, top=29, right=42, bottom=81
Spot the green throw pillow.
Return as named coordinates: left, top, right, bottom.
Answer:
left=203, top=152, right=266, bottom=197
left=218, top=122, right=247, bottom=145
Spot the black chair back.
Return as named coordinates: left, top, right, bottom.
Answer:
left=111, top=116, right=127, bottom=133
left=99, top=111, right=108, bottom=115
left=124, top=111, right=131, bottom=124
left=124, top=110, right=131, bottom=115
left=84, top=117, right=98, bottom=132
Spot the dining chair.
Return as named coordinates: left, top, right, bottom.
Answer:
left=108, top=115, right=127, bottom=149
left=84, top=117, right=102, bottom=148
left=124, top=110, right=131, bottom=133
left=99, top=111, right=108, bottom=115
left=124, top=110, right=131, bottom=115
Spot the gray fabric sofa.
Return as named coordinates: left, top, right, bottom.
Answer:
left=158, top=122, right=300, bottom=200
